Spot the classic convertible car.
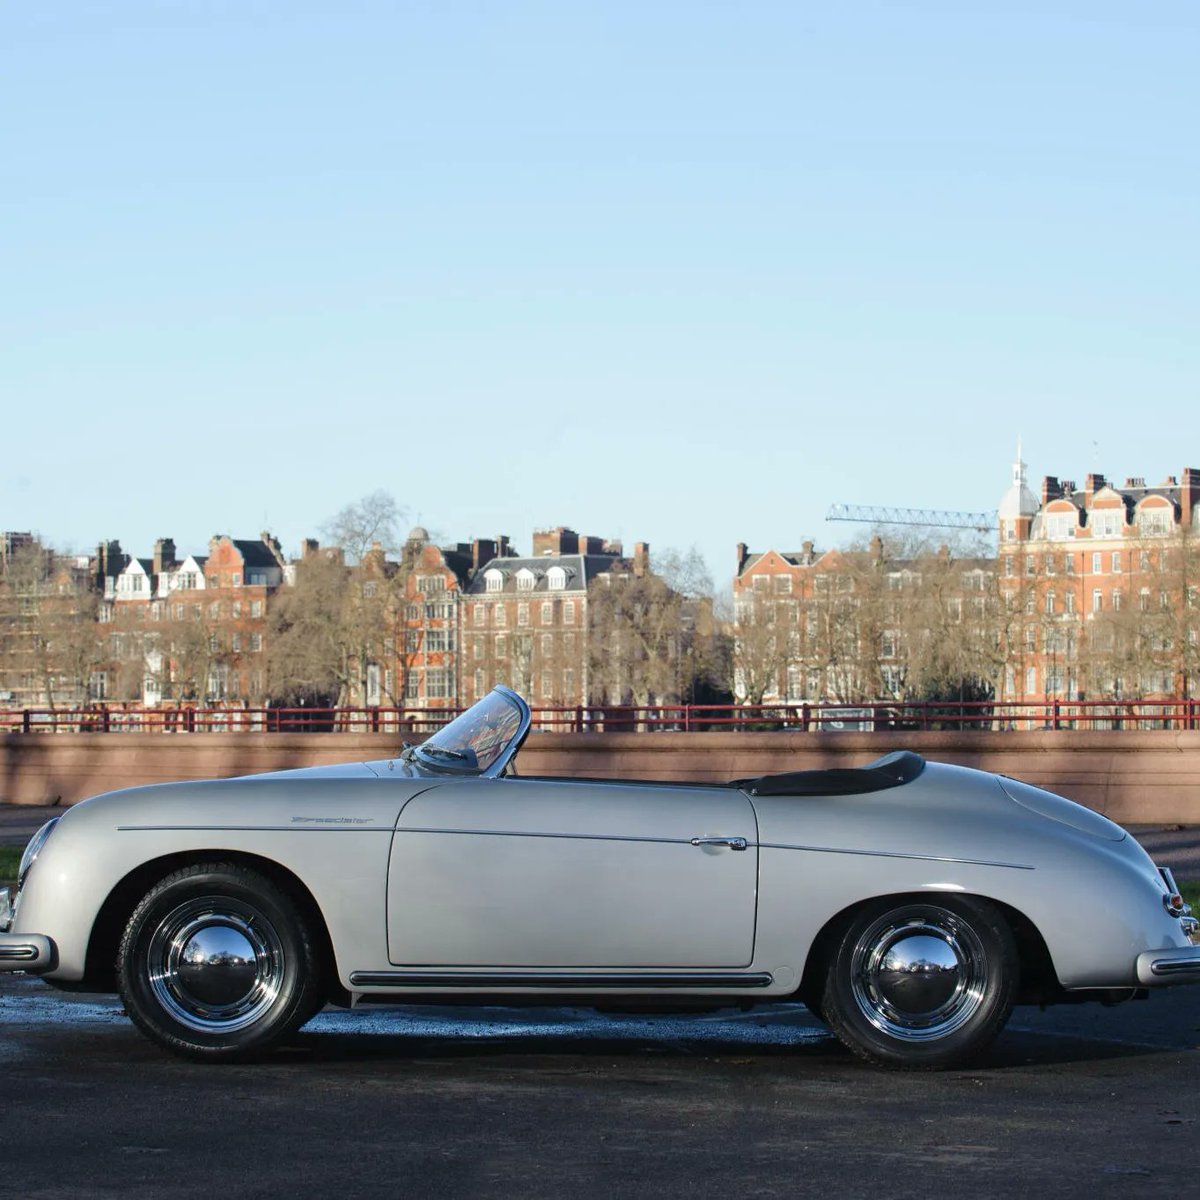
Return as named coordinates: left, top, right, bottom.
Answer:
left=2, top=686, right=1198, bottom=1069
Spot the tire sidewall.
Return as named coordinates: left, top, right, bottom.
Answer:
left=118, top=864, right=315, bottom=1060
left=822, top=894, right=1017, bottom=1070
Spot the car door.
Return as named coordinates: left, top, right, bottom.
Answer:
left=387, top=777, right=758, bottom=968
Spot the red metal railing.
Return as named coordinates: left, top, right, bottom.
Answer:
left=1, top=698, right=1198, bottom=734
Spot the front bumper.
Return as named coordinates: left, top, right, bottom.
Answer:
left=0, top=887, right=56, bottom=973
left=0, top=934, right=56, bottom=971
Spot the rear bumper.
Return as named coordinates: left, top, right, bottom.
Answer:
left=1136, top=945, right=1200, bottom=986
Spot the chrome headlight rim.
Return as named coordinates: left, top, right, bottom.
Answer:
left=18, top=818, right=60, bottom=890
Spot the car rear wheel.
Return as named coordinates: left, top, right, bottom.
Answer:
left=117, top=862, right=322, bottom=1061
left=820, top=895, right=1017, bottom=1070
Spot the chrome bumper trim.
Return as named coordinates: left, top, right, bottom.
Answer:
left=0, top=933, right=55, bottom=973
left=1136, top=946, right=1200, bottom=985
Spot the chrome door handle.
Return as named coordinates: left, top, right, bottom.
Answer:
left=690, top=836, right=748, bottom=851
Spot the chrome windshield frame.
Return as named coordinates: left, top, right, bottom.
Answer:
left=411, top=685, right=531, bottom=778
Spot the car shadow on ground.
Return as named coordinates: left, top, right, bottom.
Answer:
left=0, top=982, right=1177, bottom=1073
left=274, top=1004, right=1164, bottom=1072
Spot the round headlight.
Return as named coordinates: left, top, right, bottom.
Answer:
left=18, top=817, right=59, bottom=889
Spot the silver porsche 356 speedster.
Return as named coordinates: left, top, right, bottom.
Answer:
left=2, top=686, right=1198, bottom=1069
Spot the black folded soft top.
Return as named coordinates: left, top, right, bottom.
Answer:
left=732, top=750, right=926, bottom=797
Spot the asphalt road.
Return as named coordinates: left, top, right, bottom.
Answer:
left=1, top=974, right=1198, bottom=1199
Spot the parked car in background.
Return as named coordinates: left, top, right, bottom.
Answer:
left=3, top=685, right=1198, bottom=1068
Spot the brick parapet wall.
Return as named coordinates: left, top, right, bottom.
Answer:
left=2, top=730, right=1198, bottom=824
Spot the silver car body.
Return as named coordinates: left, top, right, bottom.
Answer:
left=4, top=687, right=1198, bottom=1006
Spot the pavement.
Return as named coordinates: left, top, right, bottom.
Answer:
left=0, top=972, right=1198, bottom=1198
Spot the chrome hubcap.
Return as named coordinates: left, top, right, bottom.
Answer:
left=850, top=907, right=987, bottom=1042
left=147, top=898, right=284, bottom=1033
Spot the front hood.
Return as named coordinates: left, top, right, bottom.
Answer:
left=998, top=776, right=1126, bottom=842
left=233, top=760, right=383, bottom=783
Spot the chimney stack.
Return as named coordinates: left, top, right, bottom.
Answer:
left=472, top=538, right=497, bottom=572
left=95, top=539, right=123, bottom=588
left=532, top=527, right=579, bottom=557
left=633, top=542, right=649, bottom=578
left=1085, top=473, right=1106, bottom=504
left=152, top=538, right=176, bottom=576
left=869, top=534, right=883, bottom=561
left=1182, top=468, right=1200, bottom=529
left=736, top=542, right=748, bottom=574
left=1041, top=476, right=1060, bottom=504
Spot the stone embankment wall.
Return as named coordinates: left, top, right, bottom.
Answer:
left=2, top=730, right=1198, bottom=823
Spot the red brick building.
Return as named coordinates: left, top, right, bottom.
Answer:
left=459, top=528, right=634, bottom=710
left=105, top=533, right=287, bottom=706
left=732, top=535, right=993, bottom=706
left=387, top=528, right=483, bottom=709
left=997, top=454, right=1200, bottom=704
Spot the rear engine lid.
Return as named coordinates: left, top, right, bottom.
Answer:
left=998, top=776, right=1126, bottom=842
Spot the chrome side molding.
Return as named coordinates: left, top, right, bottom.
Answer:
left=349, top=970, right=775, bottom=990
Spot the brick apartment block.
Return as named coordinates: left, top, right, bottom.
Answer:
left=102, top=533, right=287, bottom=705
left=732, top=533, right=992, bottom=705
left=732, top=452, right=1200, bottom=708
left=996, top=457, right=1199, bottom=703
left=459, top=528, right=641, bottom=708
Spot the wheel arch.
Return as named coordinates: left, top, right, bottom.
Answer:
left=796, top=890, right=1059, bottom=1010
left=83, top=849, right=343, bottom=1003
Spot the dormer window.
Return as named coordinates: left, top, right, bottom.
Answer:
left=1045, top=513, right=1076, bottom=540
left=1139, top=508, right=1172, bottom=536
left=547, top=566, right=567, bottom=590
left=516, top=568, right=536, bottom=591
left=485, top=569, right=503, bottom=593
left=1091, top=511, right=1122, bottom=538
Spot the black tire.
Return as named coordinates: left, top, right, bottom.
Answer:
left=117, top=862, right=322, bottom=1062
left=820, top=895, right=1017, bottom=1071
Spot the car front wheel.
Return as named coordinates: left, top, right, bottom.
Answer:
left=820, top=896, right=1017, bottom=1070
left=117, top=862, right=322, bottom=1061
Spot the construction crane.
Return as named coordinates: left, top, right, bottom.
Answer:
left=825, top=503, right=997, bottom=534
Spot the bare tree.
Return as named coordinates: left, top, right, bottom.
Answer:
left=0, top=541, right=102, bottom=710
left=323, top=491, right=404, bottom=564
left=732, top=587, right=793, bottom=705
left=266, top=494, right=408, bottom=707
left=158, top=604, right=221, bottom=703
left=267, top=549, right=348, bottom=705
left=587, top=548, right=713, bottom=707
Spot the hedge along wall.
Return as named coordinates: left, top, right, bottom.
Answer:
left=1, top=729, right=1198, bottom=824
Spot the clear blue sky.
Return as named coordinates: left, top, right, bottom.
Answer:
left=4, top=1, right=1197, bottom=586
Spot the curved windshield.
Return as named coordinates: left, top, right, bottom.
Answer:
left=413, top=687, right=528, bottom=776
